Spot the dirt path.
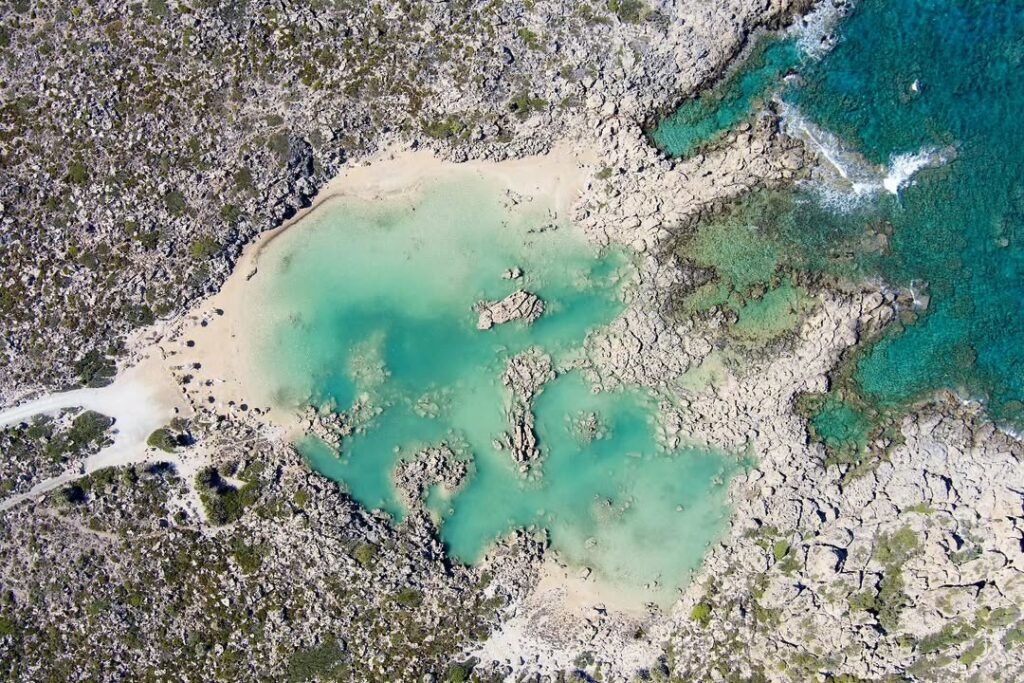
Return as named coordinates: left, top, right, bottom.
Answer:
left=0, top=355, right=188, bottom=511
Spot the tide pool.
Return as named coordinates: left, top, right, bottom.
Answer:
left=252, top=174, right=736, bottom=603
left=655, top=0, right=1024, bottom=442
left=651, top=37, right=802, bottom=158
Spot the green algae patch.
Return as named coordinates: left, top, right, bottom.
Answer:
left=690, top=209, right=780, bottom=294
left=653, top=0, right=1024, bottom=431
left=731, top=278, right=814, bottom=342
left=807, top=398, right=871, bottom=459
left=252, top=172, right=737, bottom=605
left=673, top=193, right=819, bottom=346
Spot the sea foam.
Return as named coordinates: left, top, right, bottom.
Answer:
left=882, top=150, right=944, bottom=195
left=788, top=0, right=854, bottom=60
left=778, top=100, right=949, bottom=207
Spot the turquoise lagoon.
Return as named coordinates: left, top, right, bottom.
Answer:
left=654, top=0, right=1024, bottom=434
left=253, top=175, right=735, bottom=602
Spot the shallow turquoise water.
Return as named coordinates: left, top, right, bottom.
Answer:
left=655, top=0, right=1024, bottom=429
left=254, top=175, right=736, bottom=602
left=652, top=38, right=801, bottom=158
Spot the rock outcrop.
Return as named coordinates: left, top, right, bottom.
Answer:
left=475, top=291, right=545, bottom=330
left=393, top=445, right=468, bottom=511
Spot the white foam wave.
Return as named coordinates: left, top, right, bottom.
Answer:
left=882, top=150, right=941, bottom=195
left=777, top=100, right=949, bottom=207
left=788, top=0, right=854, bottom=60
left=998, top=424, right=1024, bottom=442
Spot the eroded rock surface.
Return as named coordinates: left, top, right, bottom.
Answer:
left=393, top=445, right=468, bottom=511
left=475, top=290, right=545, bottom=330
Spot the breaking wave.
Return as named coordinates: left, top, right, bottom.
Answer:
left=788, top=0, right=855, bottom=60
left=777, top=100, right=950, bottom=209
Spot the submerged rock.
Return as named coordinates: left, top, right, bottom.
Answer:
left=300, top=406, right=350, bottom=447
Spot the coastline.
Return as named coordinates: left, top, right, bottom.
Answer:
left=0, top=141, right=604, bottom=507
left=166, top=141, right=602, bottom=434
left=2, top=1, right=1023, bottom=676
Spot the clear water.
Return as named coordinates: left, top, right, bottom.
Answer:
left=651, top=38, right=802, bottom=158
left=807, top=396, right=871, bottom=462
left=253, top=175, right=736, bottom=602
left=656, top=0, right=1024, bottom=436
left=795, top=0, right=1024, bottom=427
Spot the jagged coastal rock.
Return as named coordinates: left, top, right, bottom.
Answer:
left=500, top=351, right=555, bottom=467
left=299, top=405, right=351, bottom=448
left=475, top=290, right=545, bottom=330
left=393, top=445, right=468, bottom=511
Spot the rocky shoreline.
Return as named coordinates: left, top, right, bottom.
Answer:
left=0, top=0, right=1022, bottom=682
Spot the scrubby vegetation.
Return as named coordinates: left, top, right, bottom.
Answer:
left=0, top=444, right=510, bottom=681
left=0, top=0, right=667, bottom=401
left=0, top=409, right=114, bottom=495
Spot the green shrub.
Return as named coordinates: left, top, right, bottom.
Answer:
left=959, top=639, right=986, bottom=667
left=74, top=349, right=116, bottom=387
left=67, top=411, right=113, bottom=448
left=163, top=190, right=187, bottom=215
left=267, top=132, right=290, bottom=163
left=128, top=304, right=155, bottom=326
left=772, top=540, right=790, bottom=562
left=352, top=542, right=376, bottom=569
left=188, top=236, right=220, bottom=260
left=875, top=527, right=920, bottom=567
left=918, top=621, right=977, bottom=655
left=1002, top=620, right=1024, bottom=649
left=146, top=428, right=177, bottom=453
left=231, top=538, right=267, bottom=574
left=285, top=637, right=345, bottom=683
left=67, top=160, right=88, bottom=184
left=421, top=117, right=467, bottom=139
left=392, top=588, right=422, bottom=608
left=690, top=602, right=712, bottom=627
left=875, top=568, right=910, bottom=633
left=196, top=466, right=262, bottom=525
left=508, top=92, right=547, bottom=119
left=220, top=203, right=241, bottom=223
left=446, top=664, right=470, bottom=682
left=517, top=27, right=541, bottom=50
left=607, top=0, right=647, bottom=23
left=234, top=167, right=254, bottom=192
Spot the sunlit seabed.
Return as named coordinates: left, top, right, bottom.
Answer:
left=253, top=176, right=737, bottom=604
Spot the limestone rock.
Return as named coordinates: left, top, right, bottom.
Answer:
left=476, top=291, right=545, bottom=330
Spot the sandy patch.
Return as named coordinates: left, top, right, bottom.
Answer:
left=0, top=352, right=189, bottom=510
